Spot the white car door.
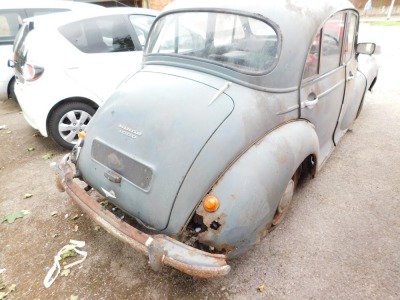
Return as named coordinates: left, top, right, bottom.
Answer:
left=60, top=14, right=144, bottom=102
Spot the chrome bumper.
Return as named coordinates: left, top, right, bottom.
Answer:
left=53, top=154, right=231, bottom=278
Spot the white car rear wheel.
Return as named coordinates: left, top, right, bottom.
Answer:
left=48, top=102, right=96, bottom=149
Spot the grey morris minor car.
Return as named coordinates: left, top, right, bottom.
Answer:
left=54, top=0, right=378, bottom=278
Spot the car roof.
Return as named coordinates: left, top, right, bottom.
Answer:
left=163, top=0, right=353, bottom=19
left=155, top=0, right=357, bottom=91
left=162, top=0, right=354, bottom=42
left=24, top=7, right=159, bottom=28
left=0, top=0, right=104, bottom=10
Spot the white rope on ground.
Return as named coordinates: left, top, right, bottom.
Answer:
left=43, top=240, right=87, bottom=288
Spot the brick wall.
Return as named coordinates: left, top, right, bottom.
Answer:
left=142, top=0, right=172, bottom=10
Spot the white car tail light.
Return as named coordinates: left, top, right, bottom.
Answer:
left=23, top=63, right=44, bottom=81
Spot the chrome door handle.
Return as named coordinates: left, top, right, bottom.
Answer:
left=303, top=98, right=319, bottom=109
left=347, top=71, right=355, bottom=81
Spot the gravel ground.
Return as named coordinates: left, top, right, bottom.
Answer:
left=0, top=23, right=399, bottom=299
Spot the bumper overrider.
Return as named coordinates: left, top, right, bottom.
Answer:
left=52, top=154, right=231, bottom=278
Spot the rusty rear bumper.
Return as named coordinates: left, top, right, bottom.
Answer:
left=53, top=154, right=230, bottom=278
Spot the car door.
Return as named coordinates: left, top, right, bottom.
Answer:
left=300, top=12, right=346, bottom=166
left=60, top=14, right=144, bottom=102
left=333, top=12, right=366, bottom=143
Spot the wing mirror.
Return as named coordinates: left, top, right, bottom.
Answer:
left=356, top=42, right=378, bottom=55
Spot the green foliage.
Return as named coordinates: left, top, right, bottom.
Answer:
left=42, top=153, right=54, bottom=160
left=60, top=250, right=77, bottom=264
left=1, top=211, right=30, bottom=224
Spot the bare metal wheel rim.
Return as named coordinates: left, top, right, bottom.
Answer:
left=272, top=179, right=295, bottom=226
left=58, top=109, right=92, bottom=144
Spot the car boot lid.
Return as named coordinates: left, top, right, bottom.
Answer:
left=76, top=70, right=234, bottom=230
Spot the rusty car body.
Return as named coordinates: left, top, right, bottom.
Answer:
left=54, top=0, right=378, bottom=277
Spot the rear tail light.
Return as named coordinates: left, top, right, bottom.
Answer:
left=22, top=63, right=44, bottom=81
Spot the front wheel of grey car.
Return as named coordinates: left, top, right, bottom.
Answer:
left=48, top=102, right=96, bottom=149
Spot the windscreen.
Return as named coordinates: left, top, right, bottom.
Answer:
left=146, top=11, right=279, bottom=74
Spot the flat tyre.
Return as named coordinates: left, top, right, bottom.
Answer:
left=271, top=179, right=295, bottom=226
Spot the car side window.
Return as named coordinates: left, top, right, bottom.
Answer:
left=319, top=14, right=345, bottom=74
left=129, top=15, right=156, bottom=48
left=100, top=16, right=135, bottom=52
left=59, top=15, right=135, bottom=54
left=303, top=13, right=345, bottom=79
left=26, top=8, right=69, bottom=17
left=0, top=11, right=23, bottom=45
left=303, top=29, right=321, bottom=78
left=343, top=14, right=357, bottom=63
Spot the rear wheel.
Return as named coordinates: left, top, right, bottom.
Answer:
left=9, top=78, right=17, bottom=102
left=48, top=102, right=96, bottom=149
left=271, top=166, right=302, bottom=227
left=272, top=179, right=295, bottom=226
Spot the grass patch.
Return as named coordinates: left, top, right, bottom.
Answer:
left=370, top=20, right=400, bottom=26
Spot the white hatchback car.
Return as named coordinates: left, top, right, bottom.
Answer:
left=0, top=0, right=104, bottom=101
left=11, top=7, right=158, bottom=149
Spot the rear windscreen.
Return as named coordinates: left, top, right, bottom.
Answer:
left=146, top=11, right=280, bottom=74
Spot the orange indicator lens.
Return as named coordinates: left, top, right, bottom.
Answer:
left=203, top=195, right=220, bottom=212
left=78, top=131, right=86, bottom=139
